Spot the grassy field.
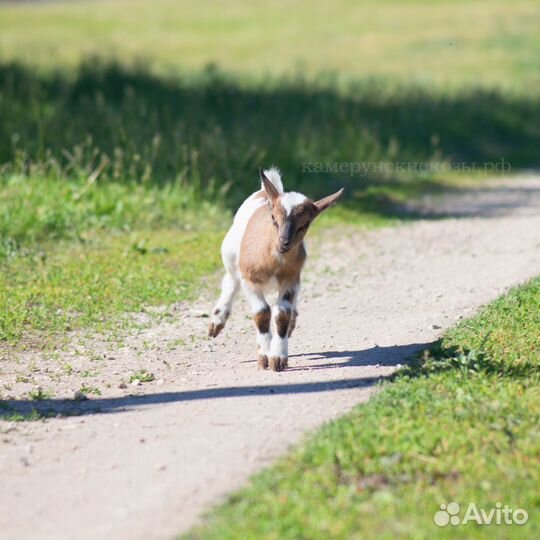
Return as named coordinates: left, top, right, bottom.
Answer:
left=184, top=277, right=540, bottom=540
left=1, top=0, right=538, bottom=92
left=0, top=0, right=538, bottom=344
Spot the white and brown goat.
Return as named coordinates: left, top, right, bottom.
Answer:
left=208, top=168, right=343, bottom=371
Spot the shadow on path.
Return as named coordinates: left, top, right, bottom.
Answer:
left=288, top=342, right=427, bottom=371
left=1, top=342, right=433, bottom=419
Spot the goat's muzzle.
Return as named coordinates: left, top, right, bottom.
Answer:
left=278, top=222, right=294, bottom=253
left=278, top=236, right=293, bottom=253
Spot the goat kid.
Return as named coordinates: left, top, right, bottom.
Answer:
left=208, top=168, right=343, bottom=371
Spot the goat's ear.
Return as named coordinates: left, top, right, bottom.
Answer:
left=259, top=168, right=280, bottom=206
left=314, top=188, right=344, bottom=215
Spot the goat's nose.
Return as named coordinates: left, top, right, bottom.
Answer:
left=280, top=236, right=290, bottom=246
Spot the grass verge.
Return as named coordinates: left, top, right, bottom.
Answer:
left=0, top=174, right=228, bottom=344
left=184, top=277, right=540, bottom=540
left=0, top=227, right=222, bottom=344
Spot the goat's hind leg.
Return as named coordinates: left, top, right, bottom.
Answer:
left=209, top=272, right=239, bottom=337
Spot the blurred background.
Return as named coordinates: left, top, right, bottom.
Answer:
left=0, top=0, right=539, bottom=342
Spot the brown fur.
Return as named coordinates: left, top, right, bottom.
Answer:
left=239, top=203, right=306, bottom=286
left=208, top=308, right=229, bottom=337
left=241, top=176, right=342, bottom=291
left=287, top=200, right=317, bottom=227
left=288, top=309, right=298, bottom=337
left=269, top=356, right=287, bottom=371
left=253, top=306, right=271, bottom=333
left=276, top=308, right=291, bottom=338
left=208, top=322, right=225, bottom=338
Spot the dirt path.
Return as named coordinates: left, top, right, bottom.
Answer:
left=1, top=177, right=540, bottom=540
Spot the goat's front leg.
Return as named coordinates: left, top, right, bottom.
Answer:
left=284, top=283, right=300, bottom=338
left=242, top=280, right=271, bottom=369
left=269, top=285, right=297, bottom=372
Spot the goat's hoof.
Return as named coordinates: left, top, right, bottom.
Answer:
left=269, top=356, right=288, bottom=372
left=257, top=355, right=269, bottom=369
left=208, top=322, right=224, bottom=338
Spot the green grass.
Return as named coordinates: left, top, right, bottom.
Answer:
left=0, top=0, right=538, bottom=92
left=185, top=277, right=540, bottom=540
left=129, top=370, right=156, bottom=384
left=0, top=227, right=222, bottom=343
left=1, top=62, right=538, bottom=201
left=0, top=61, right=537, bottom=240
left=0, top=174, right=226, bottom=256
left=0, top=407, right=48, bottom=422
left=0, top=173, right=226, bottom=344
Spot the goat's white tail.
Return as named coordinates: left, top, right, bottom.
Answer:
left=261, top=167, right=284, bottom=193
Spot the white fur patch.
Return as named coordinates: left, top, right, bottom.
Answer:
left=221, top=192, right=266, bottom=272
left=261, top=167, right=284, bottom=193
left=280, top=192, right=307, bottom=215
left=270, top=305, right=289, bottom=358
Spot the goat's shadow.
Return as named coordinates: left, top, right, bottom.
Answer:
left=287, top=342, right=427, bottom=371
left=1, top=342, right=432, bottom=420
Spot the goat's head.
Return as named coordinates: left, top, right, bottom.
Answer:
left=260, top=169, right=344, bottom=254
